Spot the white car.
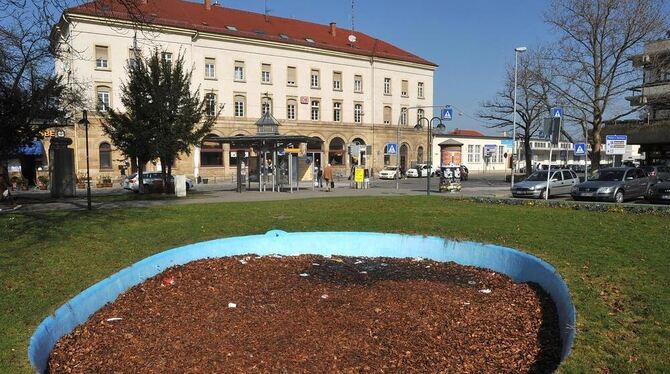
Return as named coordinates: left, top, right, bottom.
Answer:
left=124, top=172, right=194, bottom=192
left=379, top=166, right=401, bottom=179
left=406, top=164, right=437, bottom=178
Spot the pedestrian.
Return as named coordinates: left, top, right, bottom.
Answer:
left=324, top=163, right=334, bottom=192
left=317, top=167, right=323, bottom=188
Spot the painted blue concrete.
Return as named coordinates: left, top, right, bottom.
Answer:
left=29, top=231, right=576, bottom=372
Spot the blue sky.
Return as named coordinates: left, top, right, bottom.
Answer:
left=225, top=0, right=554, bottom=135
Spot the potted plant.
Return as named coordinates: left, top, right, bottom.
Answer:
left=102, top=175, right=113, bottom=187
left=77, top=174, right=87, bottom=189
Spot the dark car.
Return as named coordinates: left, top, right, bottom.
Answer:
left=571, top=167, right=650, bottom=203
left=647, top=181, right=670, bottom=204
left=642, top=165, right=670, bottom=184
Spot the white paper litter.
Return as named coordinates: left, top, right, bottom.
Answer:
left=412, top=257, right=424, bottom=262
left=479, top=289, right=492, bottom=294
left=106, top=317, right=123, bottom=322
left=228, top=303, right=237, bottom=308
left=354, top=260, right=364, bottom=265
left=359, top=271, right=368, bottom=274
left=312, top=263, right=320, bottom=266
left=299, top=273, right=310, bottom=277
left=468, top=280, right=477, bottom=285
left=321, top=294, right=329, bottom=299
left=239, top=259, right=248, bottom=265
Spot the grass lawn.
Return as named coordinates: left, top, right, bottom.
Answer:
left=1, top=196, right=668, bottom=373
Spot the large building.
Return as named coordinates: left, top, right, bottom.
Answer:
left=605, top=33, right=670, bottom=165
left=50, top=0, right=437, bottom=183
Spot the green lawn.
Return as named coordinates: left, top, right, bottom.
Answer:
left=1, top=197, right=668, bottom=373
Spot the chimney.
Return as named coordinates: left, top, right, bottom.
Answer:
left=329, top=22, right=336, bottom=37
left=205, top=0, right=212, bottom=10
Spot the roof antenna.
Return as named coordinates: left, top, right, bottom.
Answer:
left=348, top=0, right=356, bottom=47
left=264, top=0, right=271, bottom=22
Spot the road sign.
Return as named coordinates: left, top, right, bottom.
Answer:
left=385, top=143, right=398, bottom=155
left=441, top=107, right=453, bottom=121
left=574, top=142, right=587, bottom=156
left=484, top=144, right=497, bottom=156
left=552, top=107, right=563, bottom=119
left=605, top=135, right=627, bottom=155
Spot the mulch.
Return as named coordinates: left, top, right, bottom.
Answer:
left=48, top=255, right=562, bottom=373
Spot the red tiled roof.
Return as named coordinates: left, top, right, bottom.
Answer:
left=66, top=0, right=437, bottom=67
left=449, top=129, right=485, bottom=137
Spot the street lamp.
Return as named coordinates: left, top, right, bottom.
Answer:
left=415, top=116, right=446, bottom=196
left=78, top=110, right=91, bottom=210
left=511, top=46, right=527, bottom=189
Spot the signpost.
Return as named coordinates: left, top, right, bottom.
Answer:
left=440, top=107, right=453, bottom=121
left=574, top=143, right=586, bottom=156
left=606, top=135, right=627, bottom=167
left=354, top=167, right=364, bottom=183
left=545, top=108, right=563, bottom=200
left=385, top=143, right=398, bottom=155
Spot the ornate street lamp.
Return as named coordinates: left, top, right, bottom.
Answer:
left=415, top=116, right=446, bottom=196
left=78, top=110, right=91, bottom=210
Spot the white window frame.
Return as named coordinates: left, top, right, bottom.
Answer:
left=383, top=105, right=392, bottom=125
left=354, top=75, right=363, bottom=93
left=287, top=66, right=297, bottom=86
left=311, top=69, right=320, bottom=89
left=333, top=101, right=342, bottom=122
left=261, top=64, right=271, bottom=84
left=95, top=46, right=109, bottom=69
left=418, top=82, right=425, bottom=98
left=400, top=108, right=408, bottom=126
left=354, top=103, right=363, bottom=123
left=234, top=62, right=245, bottom=81
left=401, top=80, right=408, bottom=97
left=205, top=92, right=216, bottom=117
left=333, top=71, right=342, bottom=91
left=311, top=99, right=320, bottom=121
left=96, top=87, right=110, bottom=112
left=162, top=52, right=173, bottom=65
left=384, top=77, right=391, bottom=95
left=234, top=95, right=246, bottom=117
left=205, top=58, right=216, bottom=79
left=286, top=99, right=297, bottom=120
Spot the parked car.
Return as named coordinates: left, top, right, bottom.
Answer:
left=512, top=169, right=579, bottom=199
left=379, top=166, right=401, bottom=180
left=124, top=172, right=194, bottom=192
left=568, top=164, right=586, bottom=174
left=571, top=167, right=650, bottom=203
left=646, top=181, right=670, bottom=204
left=406, top=164, right=437, bottom=178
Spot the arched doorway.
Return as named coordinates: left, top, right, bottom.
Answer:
left=328, top=137, right=345, bottom=166
left=400, top=143, right=409, bottom=172
left=350, top=137, right=366, bottom=167
left=307, top=137, right=323, bottom=168
left=417, top=146, right=424, bottom=164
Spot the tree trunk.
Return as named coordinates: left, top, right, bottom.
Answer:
left=167, top=163, right=174, bottom=194
left=523, top=134, right=533, bottom=176
left=591, top=123, right=603, bottom=171
left=159, top=157, right=168, bottom=195
left=137, top=160, right=144, bottom=194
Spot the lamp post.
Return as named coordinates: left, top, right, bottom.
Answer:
left=511, top=46, right=527, bottom=189
left=415, top=116, right=446, bottom=196
left=78, top=110, right=91, bottom=210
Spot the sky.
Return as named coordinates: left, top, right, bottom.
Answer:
left=224, top=0, right=555, bottom=135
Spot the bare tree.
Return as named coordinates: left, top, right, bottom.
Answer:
left=543, top=0, right=668, bottom=170
left=479, top=50, right=552, bottom=175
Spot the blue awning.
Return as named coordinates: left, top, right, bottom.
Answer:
left=18, top=140, right=45, bottom=156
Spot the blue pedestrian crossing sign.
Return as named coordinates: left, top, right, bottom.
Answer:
left=574, top=142, right=587, bottom=156
left=385, top=143, right=398, bottom=155
left=552, top=107, right=563, bottom=119
left=441, top=107, right=453, bottom=121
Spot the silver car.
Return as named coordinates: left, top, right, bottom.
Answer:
left=512, top=169, right=579, bottom=199
left=571, top=167, right=650, bottom=203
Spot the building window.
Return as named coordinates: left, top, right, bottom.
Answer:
left=467, top=145, right=474, bottom=163
left=161, top=52, right=173, bottom=65
left=99, top=142, right=112, bottom=169
left=311, top=100, right=320, bottom=121
left=234, top=95, right=246, bottom=117
left=354, top=75, right=362, bottom=93
left=261, top=96, right=272, bottom=115
left=384, top=77, right=391, bottom=95
left=417, top=108, right=425, bottom=126
left=354, top=103, right=363, bottom=123
left=200, top=135, right=223, bottom=167
left=95, top=46, right=109, bottom=69
left=311, top=69, right=320, bottom=88
left=417, top=146, right=424, bottom=163
left=261, top=63, right=271, bottom=84
left=205, top=92, right=216, bottom=117
left=475, top=145, right=481, bottom=163
left=204, top=58, right=216, bottom=79
left=383, top=106, right=392, bottom=125
left=333, top=101, right=342, bottom=122
left=418, top=82, right=425, bottom=98
left=333, top=71, right=342, bottom=91
left=401, top=80, right=408, bottom=97
left=498, top=146, right=505, bottom=164
left=287, top=66, right=297, bottom=86
left=96, top=86, right=110, bottom=112
left=234, top=61, right=245, bottom=81
left=400, top=108, right=408, bottom=126
left=286, top=99, right=297, bottom=120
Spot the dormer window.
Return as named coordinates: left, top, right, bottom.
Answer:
left=226, top=25, right=237, bottom=31
left=279, top=34, right=289, bottom=40
left=305, top=38, right=315, bottom=43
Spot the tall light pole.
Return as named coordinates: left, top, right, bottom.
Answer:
left=78, top=110, right=91, bottom=210
left=511, top=46, right=527, bottom=189
left=415, top=116, right=446, bottom=196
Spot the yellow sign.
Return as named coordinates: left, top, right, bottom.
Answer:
left=354, top=167, right=364, bottom=183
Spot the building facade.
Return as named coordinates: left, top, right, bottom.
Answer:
left=51, top=0, right=437, bottom=183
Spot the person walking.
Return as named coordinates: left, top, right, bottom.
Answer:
left=317, top=167, right=323, bottom=188
left=324, top=163, right=334, bottom=192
